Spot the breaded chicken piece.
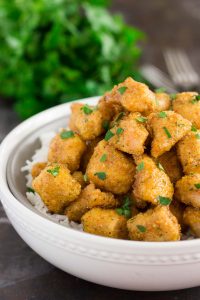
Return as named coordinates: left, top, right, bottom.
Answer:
left=66, top=183, right=119, bottom=222
left=86, top=140, right=136, bottom=194
left=69, top=103, right=105, bottom=140
left=133, top=155, right=174, bottom=205
left=48, top=130, right=86, bottom=172
left=177, top=130, right=200, bottom=174
left=98, top=95, right=123, bottom=122
left=173, top=92, right=200, bottom=129
left=82, top=208, right=128, bottom=239
left=157, top=148, right=182, bottom=183
left=127, top=206, right=181, bottom=241
left=31, top=162, right=47, bottom=178
left=32, top=163, right=81, bottom=213
left=170, top=200, right=185, bottom=229
left=154, top=92, right=171, bottom=112
left=147, top=111, right=191, bottom=158
left=108, top=112, right=149, bottom=156
left=72, top=171, right=87, bottom=188
left=183, top=207, right=200, bottom=237
left=175, top=173, right=200, bottom=208
left=109, top=77, right=156, bottom=116
left=81, top=136, right=102, bottom=173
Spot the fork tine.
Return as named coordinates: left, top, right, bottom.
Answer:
left=176, top=50, right=200, bottom=83
left=164, top=50, right=184, bottom=85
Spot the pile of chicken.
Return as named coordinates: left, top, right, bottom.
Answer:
left=30, top=77, right=200, bottom=242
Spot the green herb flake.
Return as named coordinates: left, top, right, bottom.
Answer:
left=47, top=166, right=60, bottom=177
left=136, top=116, right=147, bottom=123
left=102, top=120, right=109, bottom=131
left=191, top=125, right=197, bottom=132
left=170, top=94, right=177, bottom=100
left=115, top=111, right=125, bottom=123
left=94, top=172, right=106, bottom=180
left=116, top=196, right=132, bottom=218
left=104, top=130, right=115, bottom=141
left=136, top=161, right=144, bottom=172
left=163, top=126, right=172, bottom=138
left=191, top=95, right=200, bottom=104
left=136, top=225, right=147, bottom=233
left=196, top=95, right=200, bottom=101
left=100, top=154, right=107, bottom=162
left=81, top=104, right=94, bottom=115
left=158, top=111, right=167, bottom=118
left=27, top=187, right=35, bottom=193
left=157, top=162, right=165, bottom=171
left=157, top=196, right=172, bottom=206
left=83, top=174, right=88, bottom=182
left=60, top=130, right=75, bottom=139
left=155, top=87, right=166, bottom=93
left=195, top=133, right=200, bottom=139
left=118, top=86, right=127, bottom=95
left=116, top=127, right=124, bottom=135
left=194, top=183, right=200, bottom=189
left=115, top=208, right=124, bottom=215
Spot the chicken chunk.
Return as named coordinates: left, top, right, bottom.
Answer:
left=72, top=171, right=87, bottom=188
left=127, top=206, right=181, bottom=241
left=86, top=140, right=136, bottom=194
left=173, top=92, right=200, bottom=129
left=177, top=130, right=200, bottom=174
left=32, top=163, right=81, bottom=213
left=69, top=103, right=105, bottom=140
left=108, top=112, right=149, bottom=156
left=175, top=173, right=200, bottom=208
left=157, top=148, right=182, bottom=183
left=109, top=77, right=156, bottom=116
left=147, top=111, right=191, bottom=157
left=81, top=136, right=102, bottom=173
left=82, top=208, right=128, bottom=239
left=183, top=207, right=200, bottom=238
left=48, top=130, right=86, bottom=172
left=155, top=92, right=171, bottom=112
left=66, top=183, right=119, bottom=222
left=133, top=155, right=174, bottom=205
left=98, top=95, right=123, bottom=122
left=31, top=162, right=47, bottom=178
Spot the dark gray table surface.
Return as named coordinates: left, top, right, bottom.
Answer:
left=1, top=0, right=200, bottom=299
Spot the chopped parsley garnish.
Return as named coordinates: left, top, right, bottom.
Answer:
left=157, top=162, right=165, bottom=171
left=157, top=196, right=171, bottom=206
left=104, top=130, right=115, bottom=141
left=163, top=126, right=172, bottom=138
left=195, top=133, right=200, bottom=139
left=81, top=104, right=94, bottom=115
left=94, top=172, right=106, bottom=180
left=158, top=111, right=167, bottom=118
left=170, top=93, right=177, bottom=100
left=100, top=154, right=107, bottom=162
left=102, top=120, right=109, bottom=131
left=116, top=127, right=124, bottom=135
left=155, top=87, right=166, bottom=93
left=112, top=112, right=125, bottom=126
left=194, top=183, right=200, bottom=189
left=136, top=161, right=144, bottom=172
left=60, top=130, right=75, bottom=139
left=47, top=166, right=60, bottom=177
left=191, top=125, right=197, bottom=132
left=136, top=225, right=147, bottom=233
left=116, top=196, right=132, bottom=218
left=27, top=187, right=35, bottom=193
left=83, top=174, right=88, bottom=182
left=136, top=116, right=147, bottom=123
left=118, top=86, right=127, bottom=95
left=191, top=95, right=200, bottom=104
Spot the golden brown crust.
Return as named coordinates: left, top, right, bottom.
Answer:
left=183, top=206, right=200, bottom=237
left=154, top=92, right=171, bottom=112
left=31, top=162, right=47, bottom=178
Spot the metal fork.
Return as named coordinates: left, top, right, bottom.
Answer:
left=164, top=49, right=200, bottom=90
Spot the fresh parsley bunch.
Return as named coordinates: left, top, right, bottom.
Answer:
left=0, top=0, right=145, bottom=119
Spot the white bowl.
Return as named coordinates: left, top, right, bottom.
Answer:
left=0, top=96, right=200, bottom=291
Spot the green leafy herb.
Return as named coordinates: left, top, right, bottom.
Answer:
left=118, top=86, right=127, bottom=95
left=194, top=183, right=200, bottom=189
left=136, top=116, right=147, bottom=123
left=81, top=104, right=94, bottom=115
left=83, top=174, right=88, bottom=182
left=157, top=196, right=171, bottom=206
left=27, top=187, right=35, bottom=193
left=136, top=225, right=147, bottom=233
left=170, top=94, right=177, bottom=100
left=102, top=120, right=109, bottom=131
left=94, top=172, right=106, bottom=180
left=163, top=127, right=172, bottom=138
left=195, top=133, right=200, bottom=139
left=47, top=166, right=60, bottom=177
left=116, top=196, right=132, bottom=218
left=191, top=125, right=197, bottom=132
left=155, top=87, right=166, bottom=93
left=136, top=161, right=144, bottom=172
left=104, top=130, right=115, bottom=141
left=100, top=154, right=107, bottom=162
left=157, top=162, right=165, bottom=171
left=60, top=130, right=75, bottom=139
left=116, top=127, right=124, bottom=135
left=115, top=112, right=125, bottom=123
left=191, top=95, right=200, bottom=104
left=158, top=111, right=167, bottom=118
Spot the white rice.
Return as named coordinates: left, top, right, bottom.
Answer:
left=21, top=130, right=83, bottom=231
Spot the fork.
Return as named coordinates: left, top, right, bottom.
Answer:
left=164, top=49, right=200, bottom=90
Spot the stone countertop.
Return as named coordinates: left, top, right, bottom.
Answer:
left=1, top=0, right=200, bottom=299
